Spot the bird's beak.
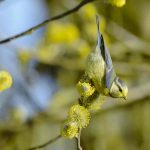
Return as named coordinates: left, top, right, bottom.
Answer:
left=123, top=96, right=127, bottom=100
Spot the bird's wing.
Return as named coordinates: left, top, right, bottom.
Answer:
left=96, top=15, right=116, bottom=89
left=101, top=35, right=116, bottom=89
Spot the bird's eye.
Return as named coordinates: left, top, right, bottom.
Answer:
left=119, top=88, right=122, bottom=92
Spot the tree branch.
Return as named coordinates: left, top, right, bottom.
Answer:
left=27, top=135, right=61, bottom=150
left=0, top=0, right=94, bottom=44
left=76, top=128, right=82, bottom=150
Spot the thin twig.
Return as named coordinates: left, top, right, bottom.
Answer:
left=0, top=0, right=94, bottom=44
left=27, top=135, right=61, bottom=150
left=76, top=128, right=82, bottom=150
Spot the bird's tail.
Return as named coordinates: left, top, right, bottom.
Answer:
left=96, top=15, right=101, bottom=49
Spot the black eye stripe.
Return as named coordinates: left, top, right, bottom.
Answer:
left=119, top=87, right=122, bottom=92
left=116, top=78, right=122, bottom=92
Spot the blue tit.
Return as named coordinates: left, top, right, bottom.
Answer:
left=85, top=15, right=128, bottom=100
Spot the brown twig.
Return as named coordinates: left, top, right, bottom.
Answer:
left=27, top=135, right=61, bottom=150
left=76, top=128, right=82, bottom=150
left=0, top=0, right=94, bottom=44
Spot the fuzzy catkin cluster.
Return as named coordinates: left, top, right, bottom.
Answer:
left=61, top=121, right=78, bottom=138
left=77, top=75, right=105, bottom=111
left=61, top=104, right=90, bottom=138
left=76, top=81, right=95, bottom=97
left=0, top=71, right=13, bottom=92
left=69, top=105, right=90, bottom=128
left=61, top=76, right=105, bottom=139
left=107, top=0, right=126, bottom=7
left=61, top=71, right=107, bottom=138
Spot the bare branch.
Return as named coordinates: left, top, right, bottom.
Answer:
left=76, top=128, right=82, bottom=150
left=0, top=0, right=94, bottom=44
left=27, top=135, right=61, bottom=150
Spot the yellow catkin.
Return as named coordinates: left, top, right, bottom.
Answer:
left=46, top=22, right=80, bottom=43
left=76, top=81, right=95, bottom=97
left=80, top=3, right=97, bottom=21
left=61, top=121, right=78, bottom=139
left=0, top=71, right=13, bottom=92
left=68, top=104, right=90, bottom=128
left=108, top=0, right=126, bottom=7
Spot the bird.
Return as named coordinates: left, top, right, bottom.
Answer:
left=85, top=15, right=128, bottom=100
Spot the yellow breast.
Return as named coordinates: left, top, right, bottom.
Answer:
left=85, top=52, right=106, bottom=94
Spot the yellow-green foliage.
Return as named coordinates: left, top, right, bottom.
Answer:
left=0, top=71, right=13, bottom=92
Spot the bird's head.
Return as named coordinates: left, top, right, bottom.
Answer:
left=109, top=77, right=128, bottom=100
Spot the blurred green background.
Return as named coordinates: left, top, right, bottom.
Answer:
left=0, top=0, right=150, bottom=150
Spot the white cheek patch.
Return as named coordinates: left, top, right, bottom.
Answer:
left=110, top=82, right=122, bottom=98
